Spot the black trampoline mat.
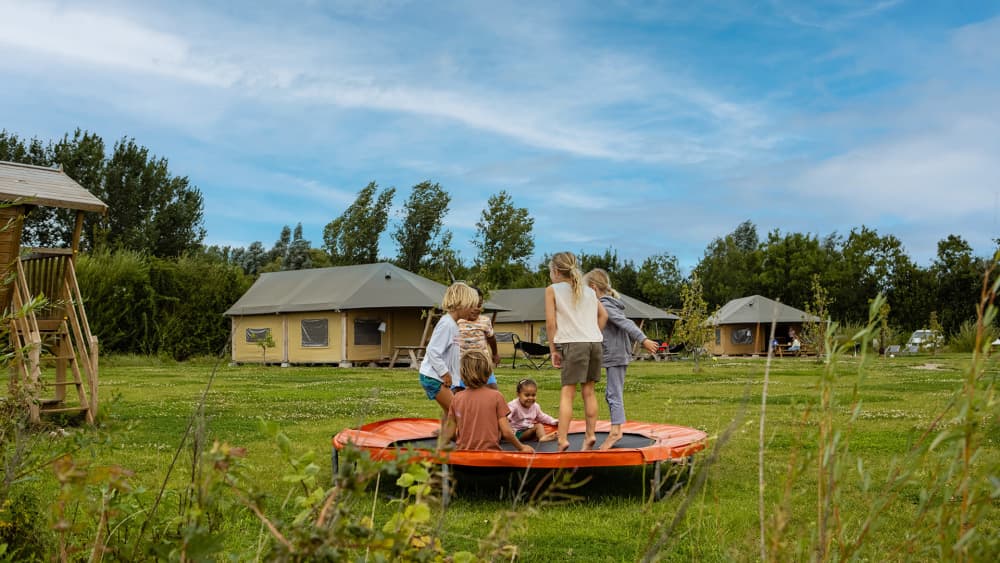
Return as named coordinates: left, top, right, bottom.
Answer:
left=390, top=431, right=654, bottom=452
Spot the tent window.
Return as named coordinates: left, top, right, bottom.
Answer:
left=715, top=328, right=721, bottom=345
left=731, top=328, right=753, bottom=345
left=246, top=328, right=271, bottom=343
left=301, top=319, right=328, bottom=347
left=354, top=319, right=382, bottom=346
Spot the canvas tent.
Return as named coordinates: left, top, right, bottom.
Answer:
left=489, top=288, right=678, bottom=354
left=225, top=262, right=505, bottom=366
left=705, top=295, right=819, bottom=356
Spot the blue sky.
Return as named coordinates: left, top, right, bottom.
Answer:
left=1, top=0, right=997, bottom=273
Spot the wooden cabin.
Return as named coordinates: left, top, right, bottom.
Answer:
left=0, top=161, right=107, bottom=423
left=705, top=295, right=818, bottom=356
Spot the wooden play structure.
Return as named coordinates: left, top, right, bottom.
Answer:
left=0, top=161, right=107, bottom=424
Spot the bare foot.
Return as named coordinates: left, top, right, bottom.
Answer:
left=581, top=435, right=597, bottom=451
left=599, top=432, right=622, bottom=451
left=539, top=431, right=557, bottom=442
left=557, top=440, right=571, bottom=452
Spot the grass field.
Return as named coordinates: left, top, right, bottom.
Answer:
left=10, top=351, right=1000, bottom=561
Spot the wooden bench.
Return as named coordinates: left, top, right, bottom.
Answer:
left=388, top=346, right=425, bottom=369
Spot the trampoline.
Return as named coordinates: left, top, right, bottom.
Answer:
left=332, top=417, right=707, bottom=470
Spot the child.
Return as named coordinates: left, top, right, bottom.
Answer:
left=545, top=251, right=608, bottom=452
left=454, top=286, right=500, bottom=391
left=507, top=378, right=558, bottom=442
left=440, top=349, right=533, bottom=452
left=584, top=268, right=659, bottom=450
left=418, top=282, right=480, bottom=424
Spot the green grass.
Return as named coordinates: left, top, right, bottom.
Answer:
left=14, top=352, right=1000, bottom=561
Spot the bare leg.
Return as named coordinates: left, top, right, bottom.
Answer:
left=518, top=425, right=538, bottom=441
left=432, top=387, right=454, bottom=435
left=581, top=381, right=598, bottom=450
left=599, top=423, right=623, bottom=450
left=558, top=384, right=576, bottom=452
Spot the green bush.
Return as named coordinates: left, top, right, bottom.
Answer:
left=76, top=248, right=156, bottom=354
left=948, top=318, right=998, bottom=353
left=0, top=486, right=50, bottom=561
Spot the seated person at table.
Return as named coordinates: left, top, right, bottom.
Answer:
left=440, top=350, right=533, bottom=452
left=787, top=337, right=801, bottom=353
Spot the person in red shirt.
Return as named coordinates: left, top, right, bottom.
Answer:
left=440, top=350, right=533, bottom=453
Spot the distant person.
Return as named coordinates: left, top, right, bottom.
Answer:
left=440, top=350, right=533, bottom=452
left=787, top=337, right=801, bottom=353
left=507, top=378, right=558, bottom=442
left=454, top=286, right=499, bottom=391
left=584, top=268, right=659, bottom=450
left=545, top=251, right=608, bottom=452
left=770, top=337, right=780, bottom=354
left=419, top=282, right=480, bottom=427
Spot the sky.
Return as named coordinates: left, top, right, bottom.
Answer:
left=1, top=0, right=998, bottom=274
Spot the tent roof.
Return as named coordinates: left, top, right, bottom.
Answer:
left=0, top=160, right=107, bottom=213
left=490, top=288, right=678, bottom=322
left=707, top=295, right=819, bottom=325
left=225, top=262, right=507, bottom=316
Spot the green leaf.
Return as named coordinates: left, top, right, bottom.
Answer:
left=397, top=473, right=415, bottom=487
left=405, top=502, right=431, bottom=524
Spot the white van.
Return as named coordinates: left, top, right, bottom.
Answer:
left=906, top=329, right=943, bottom=350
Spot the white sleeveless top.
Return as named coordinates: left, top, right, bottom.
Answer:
left=551, top=282, right=603, bottom=343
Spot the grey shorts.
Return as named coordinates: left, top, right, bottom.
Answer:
left=558, top=341, right=602, bottom=386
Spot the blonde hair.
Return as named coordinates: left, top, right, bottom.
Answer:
left=460, top=349, right=492, bottom=389
left=441, top=282, right=479, bottom=312
left=549, top=251, right=583, bottom=302
left=583, top=268, right=620, bottom=298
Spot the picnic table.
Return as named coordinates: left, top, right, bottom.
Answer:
left=389, top=346, right=426, bottom=369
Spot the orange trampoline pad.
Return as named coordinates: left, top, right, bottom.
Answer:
left=332, top=418, right=707, bottom=469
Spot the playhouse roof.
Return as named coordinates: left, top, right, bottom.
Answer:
left=490, top=287, right=678, bottom=323
left=225, top=262, right=507, bottom=316
left=0, top=161, right=107, bottom=213
left=707, top=295, right=819, bottom=325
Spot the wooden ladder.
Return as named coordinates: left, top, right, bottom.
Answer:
left=8, top=253, right=98, bottom=424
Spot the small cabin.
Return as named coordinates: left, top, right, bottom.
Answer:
left=705, top=295, right=818, bottom=356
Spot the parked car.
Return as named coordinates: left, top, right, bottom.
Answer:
left=906, top=329, right=944, bottom=350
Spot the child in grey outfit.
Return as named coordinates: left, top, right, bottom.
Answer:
left=584, top=268, right=659, bottom=450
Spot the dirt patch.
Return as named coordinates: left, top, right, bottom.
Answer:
left=913, top=363, right=945, bottom=370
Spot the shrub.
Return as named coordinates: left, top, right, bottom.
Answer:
left=948, top=318, right=998, bottom=353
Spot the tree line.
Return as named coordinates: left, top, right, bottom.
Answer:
left=1, top=129, right=995, bottom=359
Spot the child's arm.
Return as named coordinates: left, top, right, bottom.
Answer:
left=487, top=333, right=499, bottom=365
left=604, top=300, right=657, bottom=353
left=424, top=322, right=454, bottom=387
left=597, top=300, right=609, bottom=331
left=534, top=404, right=558, bottom=427
left=499, top=416, right=533, bottom=453
left=544, top=286, right=561, bottom=367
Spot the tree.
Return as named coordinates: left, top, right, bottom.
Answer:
left=323, top=181, right=396, bottom=265
left=91, top=137, right=206, bottom=256
left=471, top=191, right=535, bottom=289
left=283, top=223, right=313, bottom=270
left=931, top=235, right=982, bottom=334
left=801, top=274, right=832, bottom=361
left=694, top=220, right=762, bottom=308
left=636, top=253, right=683, bottom=309
left=393, top=181, right=452, bottom=273
left=828, top=226, right=912, bottom=325
left=674, top=273, right=713, bottom=373
left=758, top=230, right=836, bottom=311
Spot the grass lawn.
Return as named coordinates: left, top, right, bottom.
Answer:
left=13, top=351, right=1000, bottom=560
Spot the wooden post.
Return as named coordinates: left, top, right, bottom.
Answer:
left=88, top=336, right=98, bottom=424
left=419, top=309, right=436, bottom=347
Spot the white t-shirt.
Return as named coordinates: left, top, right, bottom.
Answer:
left=550, top=282, right=603, bottom=343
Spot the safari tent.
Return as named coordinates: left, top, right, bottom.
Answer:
left=705, top=295, right=819, bottom=356
left=225, top=263, right=505, bottom=366
left=0, top=160, right=107, bottom=423
left=489, top=288, right=679, bottom=354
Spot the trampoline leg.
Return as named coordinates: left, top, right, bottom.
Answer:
left=441, top=463, right=451, bottom=508
left=652, top=461, right=662, bottom=501
left=331, top=447, right=339, bottom=485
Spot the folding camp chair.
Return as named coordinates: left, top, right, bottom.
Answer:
left=511, top=333, right=551, bottom=369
